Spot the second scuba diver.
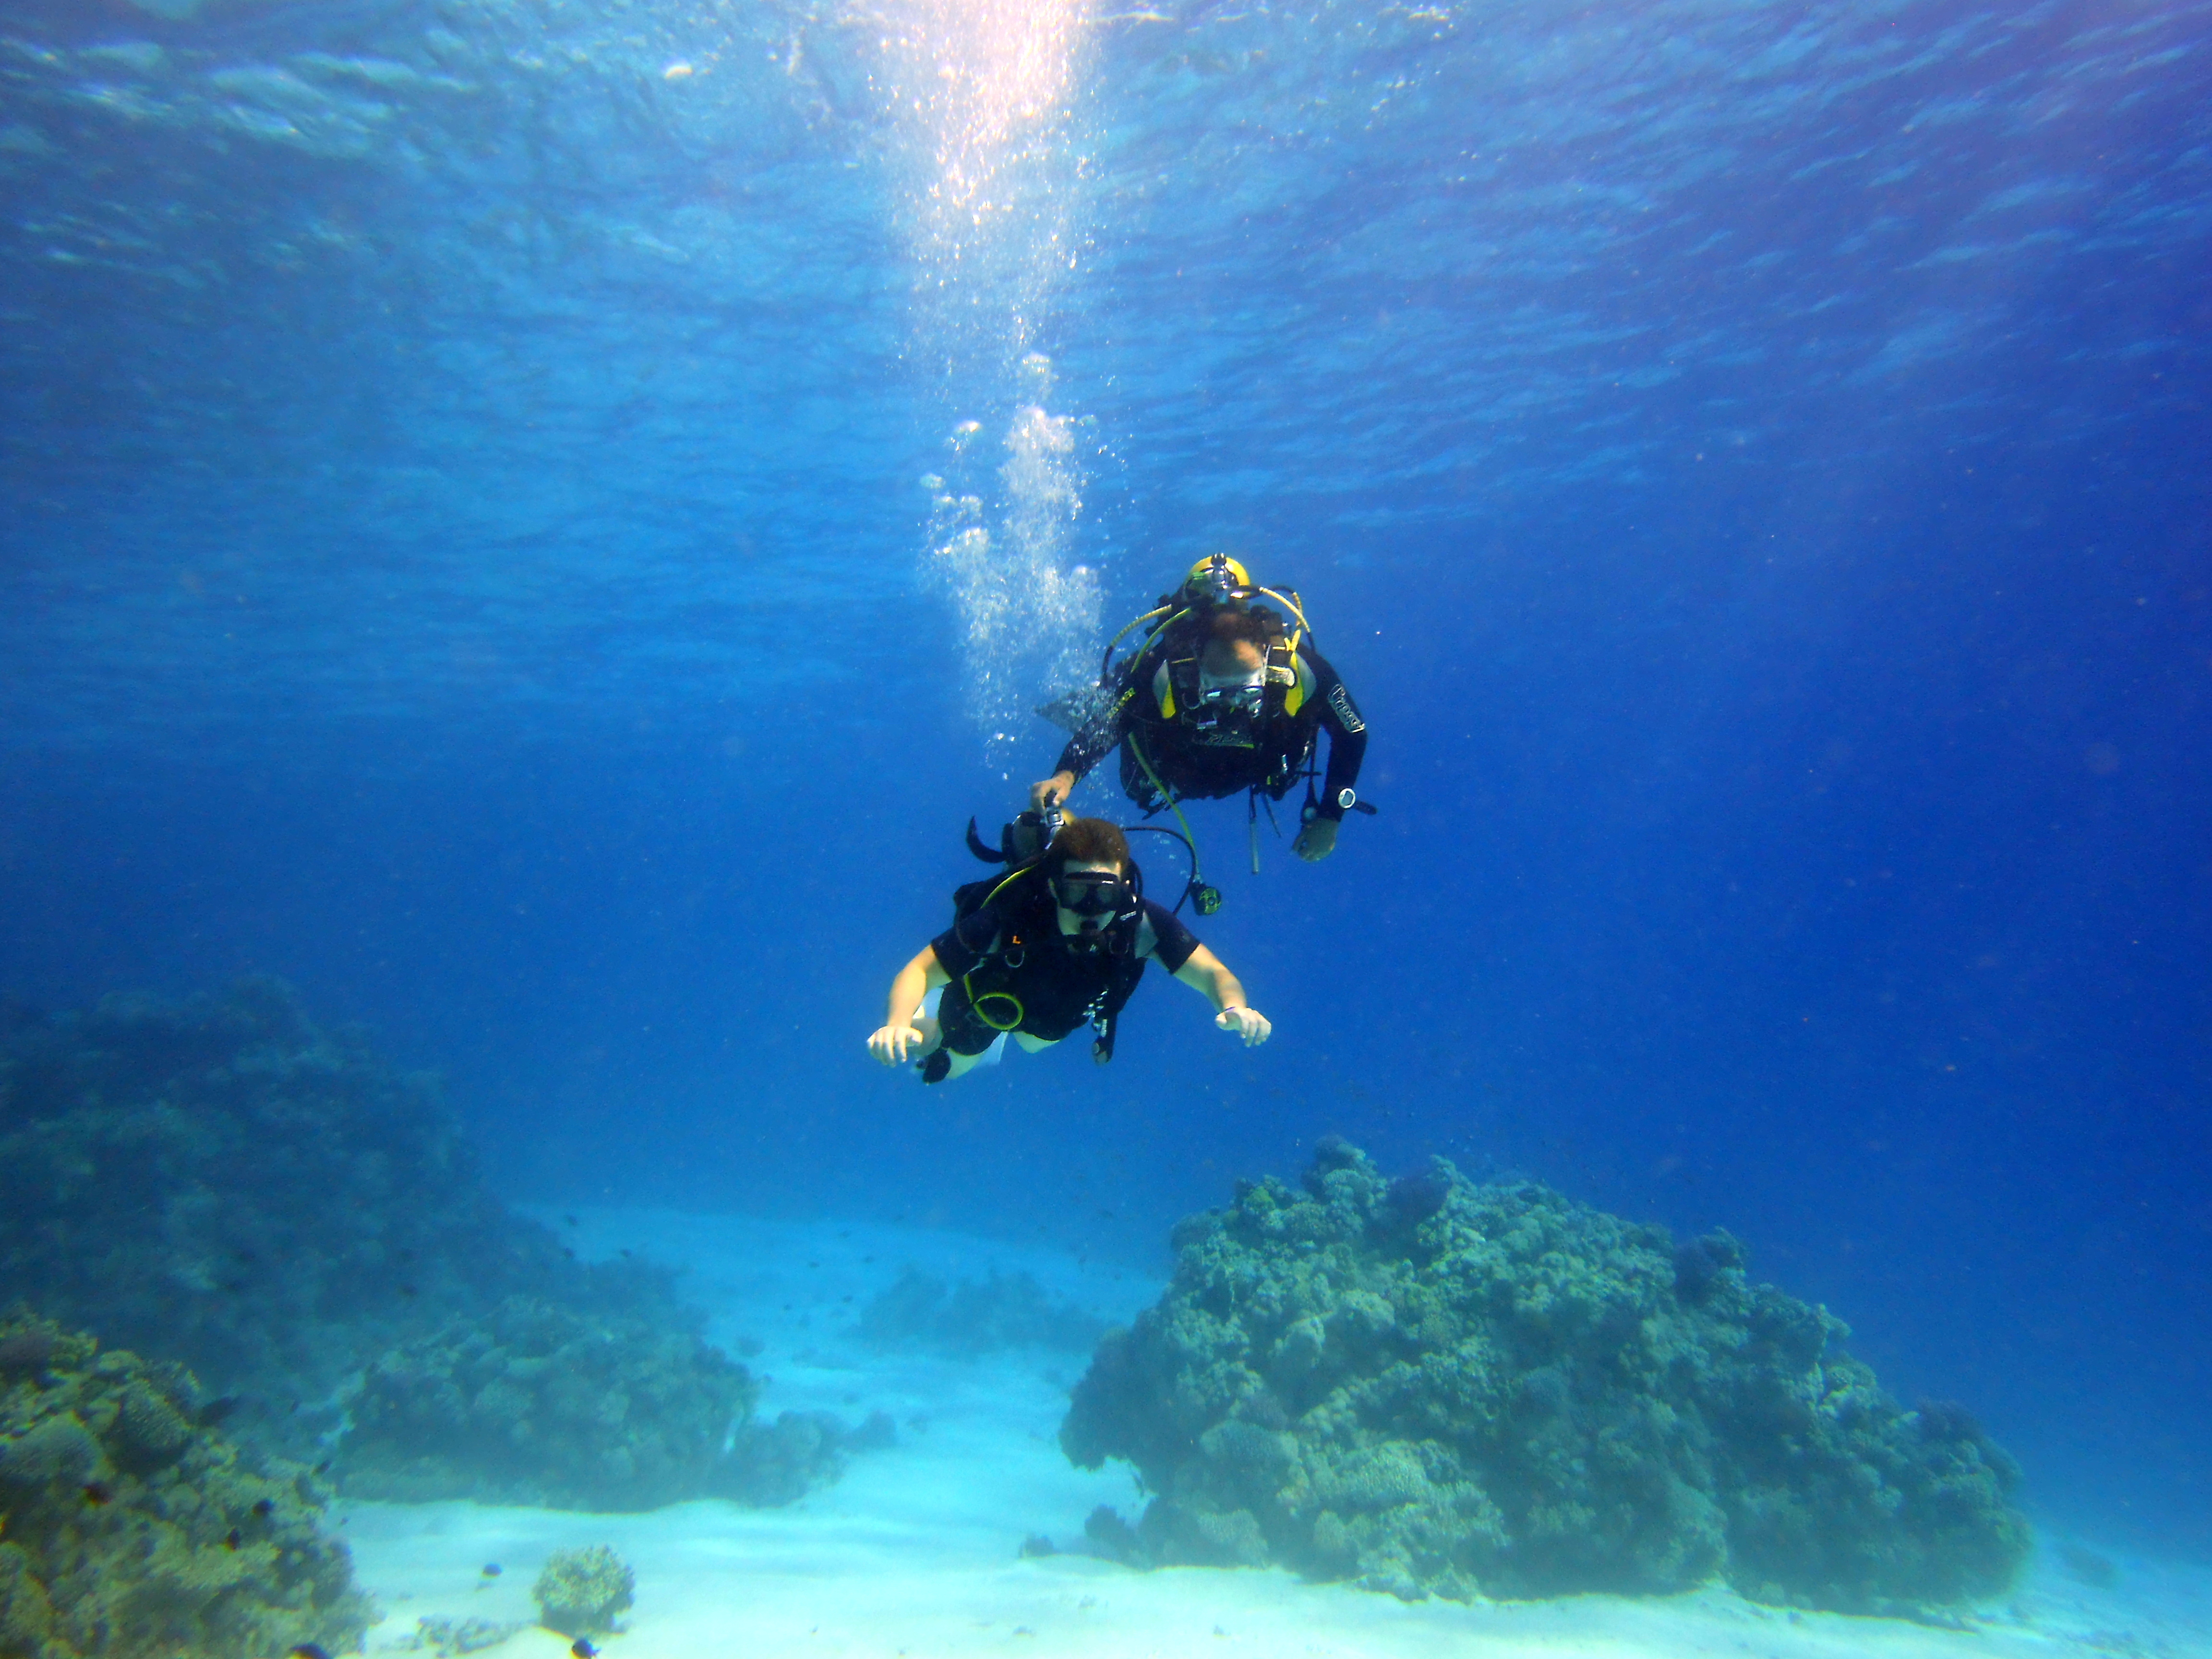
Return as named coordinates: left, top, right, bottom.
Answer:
left=1031, top=555, right=1370, bottom=864
left=865, top=815, right=1270, bottom=1083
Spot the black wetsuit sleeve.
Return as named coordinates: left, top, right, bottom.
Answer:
left=1053, top=655, right=1155, bottom=781
left=1301, top=643, right=1369, bottom=819
left=1054, top=707, right=1120, bottom=783
left=928, top=909, right=1000, bottom=979
left=1136, top=901, right=1201, bottom=974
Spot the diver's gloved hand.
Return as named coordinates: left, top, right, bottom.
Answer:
left=1216, top=1006, right=1272, bottom=1046
left=866, top=1024, right=929, bottom=1067
left=1291, top=817, right=1338, bottom=862
left=1029, top=771, right=1077, bottom=814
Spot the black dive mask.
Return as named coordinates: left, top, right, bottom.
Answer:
left=1053, top=869, right=1130, bottom=920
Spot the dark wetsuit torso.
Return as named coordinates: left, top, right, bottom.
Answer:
left=929, top=877, right=1199, bottom=1056
left=1055, top=629, right=1369, bottom=818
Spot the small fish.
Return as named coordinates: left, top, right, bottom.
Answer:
left=197, top=1395, right=241, bottom=1428
left=252, top=1499, right=276, bottom=1517
left=397, top=1284, right=419, bottom=1298
left=618, top=1248, right=633, bottom=1259
left=563, top=1214, right=578, bottom=1226
left=224, top=1527, right=242, bottom=1550
left=290, top=1646, right=333, bottom=1659
left=82, top=1481, right=114, bottom=1506
left=481, top=1563, right=502, bottom=1578
left=572, top=1641, right=599, bottom=1659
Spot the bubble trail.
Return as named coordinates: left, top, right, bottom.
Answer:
left=880, top=0, right=1103, bottom=759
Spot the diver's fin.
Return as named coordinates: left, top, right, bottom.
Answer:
left=1036, top=686, right=1110, bottom=733
left=965, top=817, right=1005, bottom=864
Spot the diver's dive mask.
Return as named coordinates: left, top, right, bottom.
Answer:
left=1196, top=676, right=1265, bottom=717
left=1052, top=868, right=1131, bottom=920
left=1188, top=671, right=1266, bottom=744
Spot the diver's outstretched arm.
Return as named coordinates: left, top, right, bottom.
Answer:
left=1030, top=769, right=1078, bottom=813
left=868, top=946, right=950, bottom=1066
left=1173, top=945, right=1272, bottom=1047
left=1037, top=667, right=1145, bottom=809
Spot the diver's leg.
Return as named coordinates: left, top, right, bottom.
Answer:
left=922, top=986, right=1002, bottom=1082
left=939, top=1046, right=995, bottom=1079
left=928, top=1034, right=1046, bottom=1078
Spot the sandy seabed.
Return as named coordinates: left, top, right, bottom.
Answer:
left=340, top=1209, right=2212, bottom=1659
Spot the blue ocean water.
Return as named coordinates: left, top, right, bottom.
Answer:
left=1, top=0, right=2206, bottom=1576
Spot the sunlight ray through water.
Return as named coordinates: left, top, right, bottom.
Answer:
left=880, top=0, right=1104, bottom=758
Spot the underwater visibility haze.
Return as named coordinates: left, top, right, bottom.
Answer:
left=1, top=0, right=2210, bottom=1648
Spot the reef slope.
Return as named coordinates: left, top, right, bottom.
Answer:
left=0, top=981, right=834, bottom=1513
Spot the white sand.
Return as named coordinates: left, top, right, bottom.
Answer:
left=338, top=1209, right=2212, bottom=1659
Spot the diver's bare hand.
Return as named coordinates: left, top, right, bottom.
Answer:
left=1216, top=1007, right=1272, bottom=1046
left=867, top=1024, right=928, bottom=1066
left=1029, top=771, right=1077, bottom=814
left=1292, top=817, right=1338, bottom=862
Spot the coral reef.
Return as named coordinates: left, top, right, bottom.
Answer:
left=0, top=980, right=856, bottom=1513
left=0, top=979, right=637, bottom=1443
left=1060, top=1140, right=2032, bottom=1615
left=338, top=1296, right=757, bottom=1511
left=856, top=1268, right=1104, bottom=1355
left=0, top=1309, right=370, bottom=1659
left=532, top=1546, right=633, bottom=1638
left=338, top=1296, right=900, bottom=1510
left=711, top=1408, right=896, bottom=1507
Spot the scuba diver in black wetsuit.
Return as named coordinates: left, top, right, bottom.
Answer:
left=865, top=815, right=1271, bottom=1084
left=1030, top=556, right=1371, bottom=873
